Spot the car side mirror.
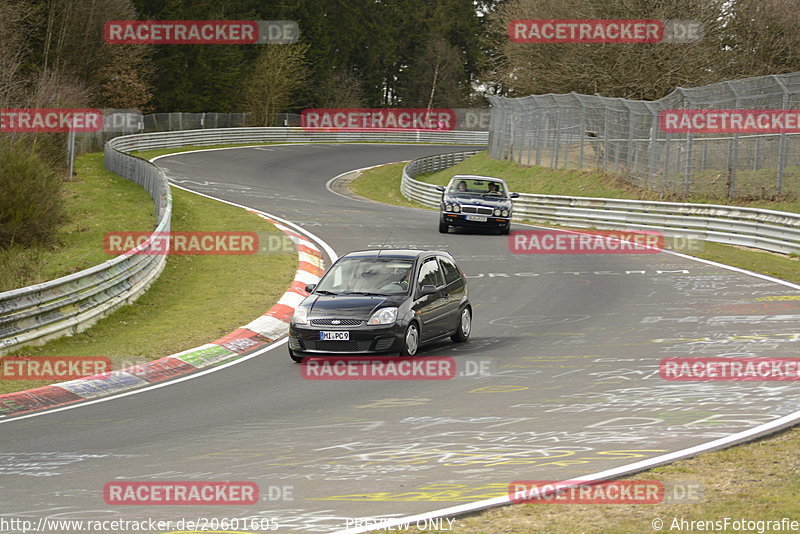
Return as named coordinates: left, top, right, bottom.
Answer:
left=510, top=192, right=520, bottom=199
left=435, top=185, right=445, bottom=193
left=419, top=284, right=437, bottom=297
left=305, top=284, right=317, bottom=293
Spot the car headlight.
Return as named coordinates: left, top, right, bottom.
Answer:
left=502, top=209, right=509, bottom=217
left=453, top=204, right=461, bottom=213
left=367, top=307, right=398, bottom=325
left=493, top=208, right=502, bottom=216
left=292, top=306, right=309, bottom=325
left=445, top=203, right=453, bottom=212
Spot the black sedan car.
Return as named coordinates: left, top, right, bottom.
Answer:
left=288, top=249, right=471, bottom=362
left=437, top=175, right=519, bottom=235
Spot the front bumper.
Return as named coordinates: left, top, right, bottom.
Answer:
left=289, top=322, right=404, bottom=354
left=441, top=212, right=511, bottom=229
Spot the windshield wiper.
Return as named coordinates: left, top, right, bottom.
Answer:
left=315, top=290, right=341, bottom=295
left=344, top=291, right=389, bottom=296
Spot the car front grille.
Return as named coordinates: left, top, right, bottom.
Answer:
left=310, top=318, right=364, bottom=327
left=461, top=206, right=494, bottom=215
left=302, top=340, right=373, bottom=352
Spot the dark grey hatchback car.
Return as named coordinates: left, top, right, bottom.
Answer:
left=288, top=249, right=471, bottom=362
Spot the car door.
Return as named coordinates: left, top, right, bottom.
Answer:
left=437, top=255, right=465, bottom=332
left=413, top=256, right=449, bottom=340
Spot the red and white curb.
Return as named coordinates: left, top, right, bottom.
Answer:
left=0, top=209, right=327, bottom=419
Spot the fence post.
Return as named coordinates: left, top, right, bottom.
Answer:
left=647, top=104, right=659, bottom=191
left=578, top=97, right=585, bottom=168
left=727, top=134, right=739, bottom=199
left=553, top=107, right=562, bottom=169
left=684, top=132, right=693, bottom=195
left=603, top=106, right=610, bottom=170
left=626, top=103, right=636, bottom=185
left=774, top=75, right=789, bottom=196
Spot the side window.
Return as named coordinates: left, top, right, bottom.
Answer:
left=439, top=256, right=461, bottom=285
left=417, top=258, right=444, bottom=290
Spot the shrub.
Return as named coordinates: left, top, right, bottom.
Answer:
left=0, top=138, right=65, bottom=248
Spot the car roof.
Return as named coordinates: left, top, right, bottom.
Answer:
left=451, top=174, right=507, bottom=184
left=340, top=249, right=452, bottom=260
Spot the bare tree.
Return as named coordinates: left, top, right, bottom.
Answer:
left=317, top=71, right=366, bottom=108
left=485, top=0, right=728, bottom=100
left=0, top=1, right=34, bottom=107
left=244, top=44, right=310, bottom=126
left=722, top=0, right=800, bottom=79
left=402, top=35, right=468, bottom=107
left=37, top=0, right=153, bottom=108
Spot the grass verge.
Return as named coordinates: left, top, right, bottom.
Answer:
left=0, top=152, right=153, bottom=292
left=350, top=151, right=800, bottom=285
left=2, top=151, right=296, bottom=396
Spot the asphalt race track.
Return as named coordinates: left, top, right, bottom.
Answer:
left=2, top=143, right=800, bottom=533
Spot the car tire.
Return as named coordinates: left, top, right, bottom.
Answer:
left=399, top=322, right=420, bottom=356
left=451, top=306, right=471, bottom=343
left=438, top=220, right=449, bottom=233
left=289, top=347, right=304, bottom=363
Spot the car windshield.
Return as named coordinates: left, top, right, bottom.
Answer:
left=448, top=178, right=506, bottom=197
left=315, top=257, right=414, bottom=296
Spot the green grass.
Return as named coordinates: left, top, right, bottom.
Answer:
left=348, top=162, right=428, bottom=209
left=413, top=151, right=800, bottom=213
left=350, top=151, right=800, bottom=285
left=2, top=154, right=296, bottom=396
left=0, top=153, right=154, bottom=292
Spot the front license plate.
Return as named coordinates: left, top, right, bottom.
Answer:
left=466, top=215, right=487, bottom=222
left=320, top=331, right=349, bottom=341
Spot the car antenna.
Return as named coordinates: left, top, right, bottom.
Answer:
left=378, top=231, right=393, bottom=252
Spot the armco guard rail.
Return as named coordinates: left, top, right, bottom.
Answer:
left=0, top=144, right=172, bottom=355
left=401, top=151, right=800, bottom=255
left=0, top=128, right=487, bottom=354
left=106, top=127, right=488, bottom=152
